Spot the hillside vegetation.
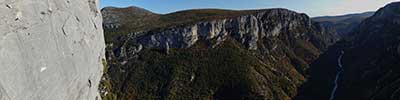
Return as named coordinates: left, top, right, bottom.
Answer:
left=101, top=6, right=338, bottom=100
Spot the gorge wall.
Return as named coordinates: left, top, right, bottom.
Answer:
left=132, top=9, right=338, bottom=52
left=101, top=7, right=339, bottom=100
left=298, top=2, right=400, bottom=100
left=0, top=0, right=105, bottom=100
left=335, top=2, right=400, bottom=99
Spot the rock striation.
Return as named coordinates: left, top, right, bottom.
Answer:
left=127, top=9, right=338, bottom=53
left=0, top=0, right=105, bottom=100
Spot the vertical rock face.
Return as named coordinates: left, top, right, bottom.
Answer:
left=0, top=0, right=105, bottom=100
left=131, top=9, right=338, bottom=52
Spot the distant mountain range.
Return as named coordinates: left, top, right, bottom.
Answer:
left=312, top=12, right=375, bottom=37
left=299, top=2, right=400, bottom=100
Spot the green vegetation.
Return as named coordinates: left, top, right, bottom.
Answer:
left=115, top=9, right=263, bottom=32
left=101, top=7, right=330, bottom=100
left=103, top=39, right=305, bottom=100
left=99, top=59, right=118, bottom=100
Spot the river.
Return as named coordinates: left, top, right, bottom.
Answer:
left=329, top=51, right=344, bottom=100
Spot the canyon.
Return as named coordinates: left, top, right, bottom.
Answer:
left=0, top=1, right=400, bottom=100
left=100, top=6, right=339, bottom=100
left=100, top=2, right=400, bottom=100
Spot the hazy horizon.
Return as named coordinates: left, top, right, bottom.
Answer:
left=100, top=0, right=399, bottom=17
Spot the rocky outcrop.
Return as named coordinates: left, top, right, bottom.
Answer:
left=0, top=0, right=105, bottom=100
left=128, top=9, right=338, bottom=53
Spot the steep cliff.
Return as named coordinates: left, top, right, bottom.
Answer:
left=0, top=0, right=105, bottom=100
left=298, top=2, right=400, bottom=100
left=101, top=7, right=339, bottom=100
left=336, top=2, right=400, bottom=100
left=131, top=9, right=338, bottom=51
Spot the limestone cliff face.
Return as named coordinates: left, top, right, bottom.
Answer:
left=0, top=0, right=105, bottom=100
left=126, top=9, right=338, bottom=54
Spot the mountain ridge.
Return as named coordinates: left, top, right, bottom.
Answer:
left=313, top=11, right=375, bottom=22
left=102, top=6, right=308, bottom=32
left=99, top=2, right=400, bottom=100
left=100, top=7, right=339, bottom=100
left=336, top=2, right=400, bottom=99
left=312, top=11, right=375, bottom=37
left=298, top=1, right=400, bottom=100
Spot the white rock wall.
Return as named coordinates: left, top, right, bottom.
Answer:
left=0, top=0, right=105, bottom=100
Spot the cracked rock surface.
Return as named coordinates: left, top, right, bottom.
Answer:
left=0, top=0, right=105, bottom=100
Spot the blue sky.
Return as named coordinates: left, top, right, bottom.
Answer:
left=100, top=0, right=399, bottom=17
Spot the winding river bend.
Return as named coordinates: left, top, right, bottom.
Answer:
left=329, top=51, right=345, bottom=100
